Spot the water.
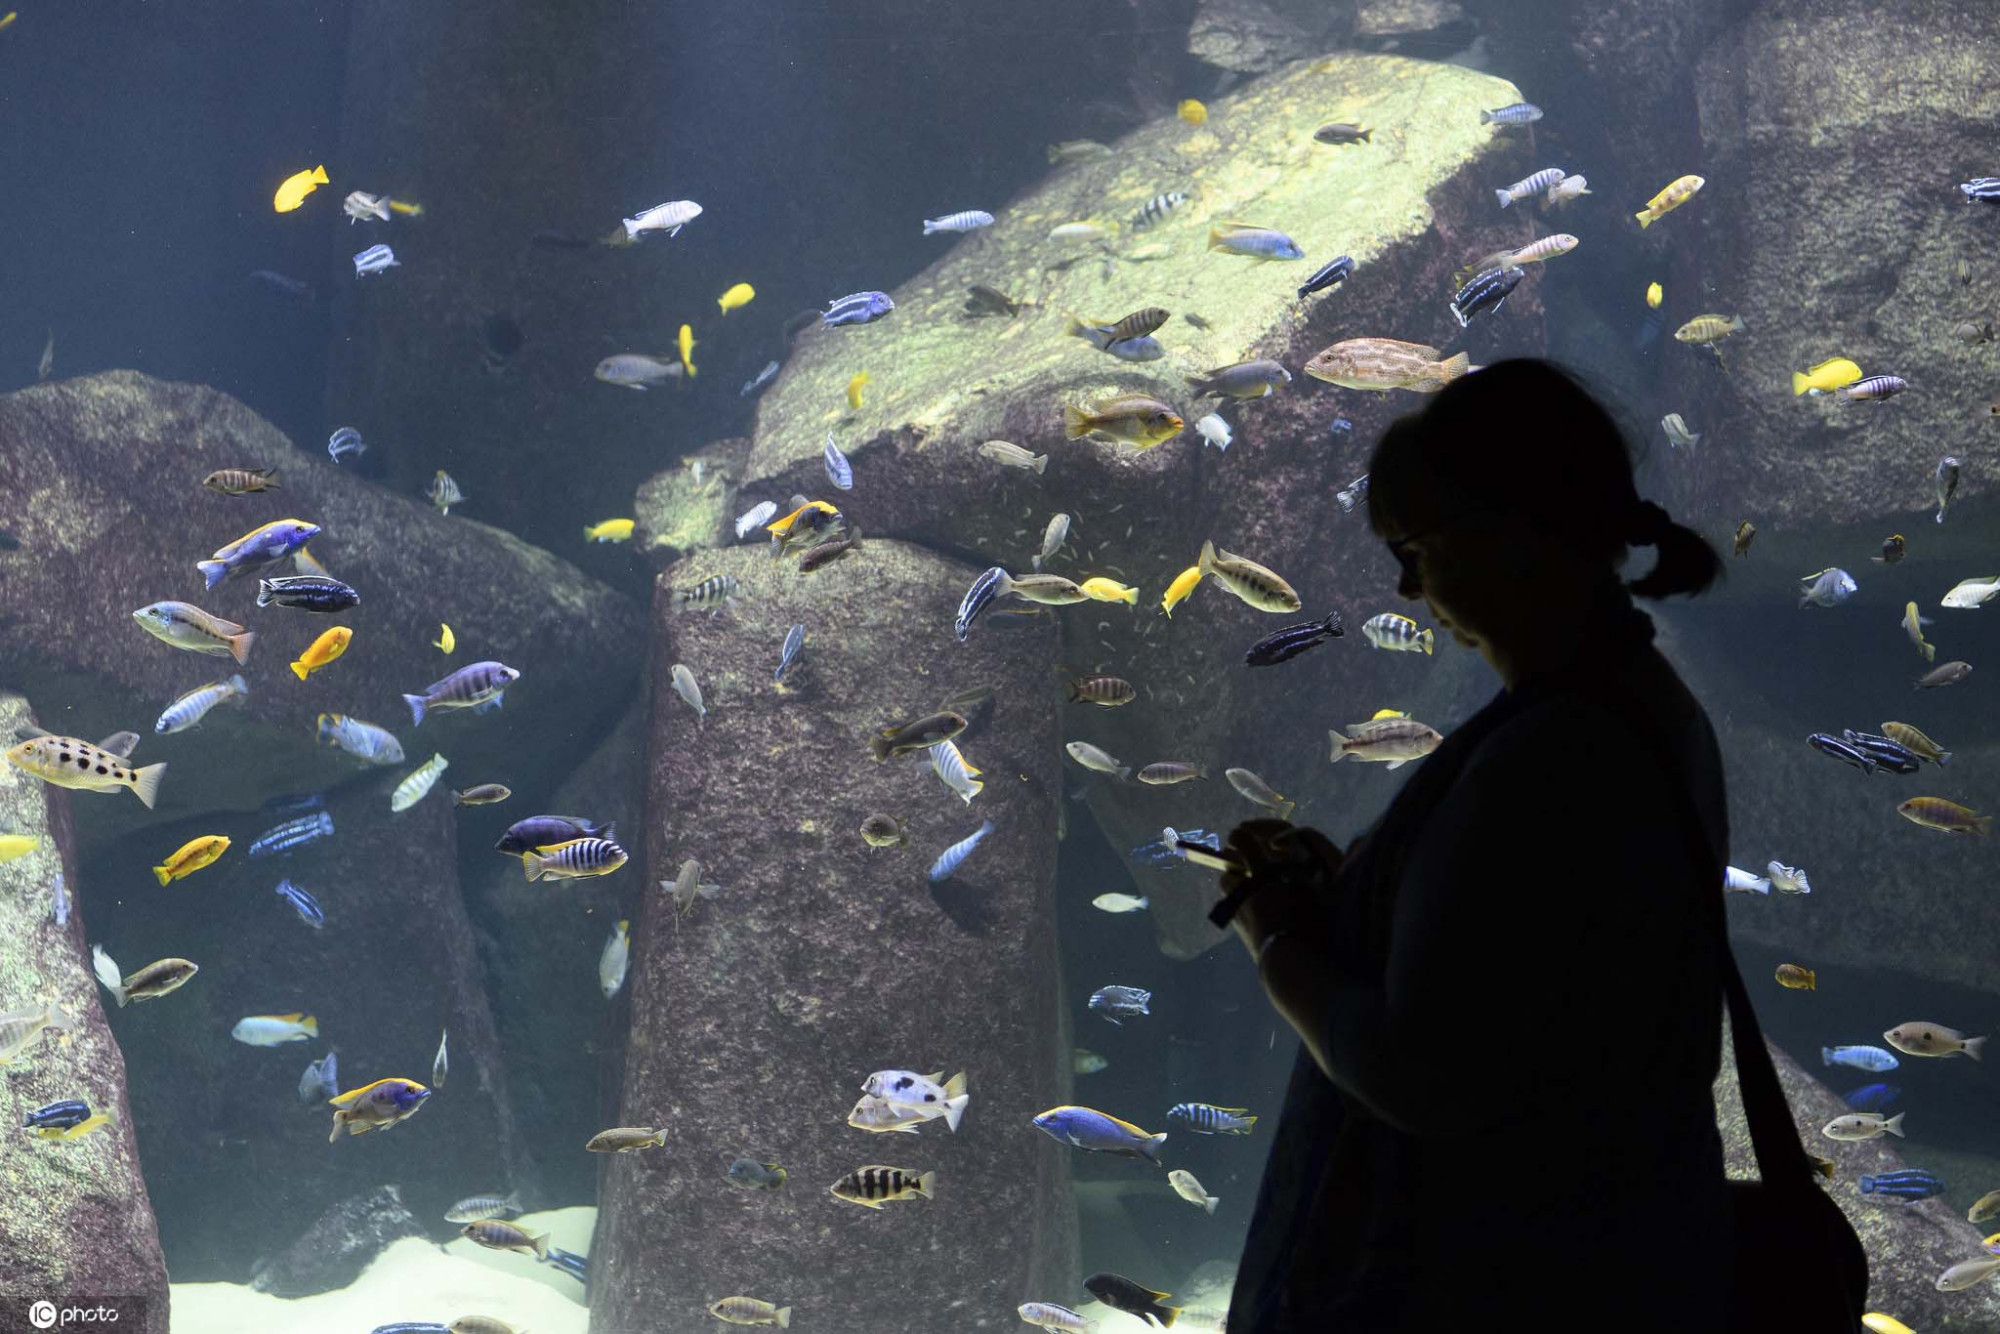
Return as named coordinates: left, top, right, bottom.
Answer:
left=4, top=1, right=2000, bottom=1330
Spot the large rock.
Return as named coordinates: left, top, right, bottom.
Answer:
left=1188, top=0, right=1356, bottom=74
left=0, top=692, right=171, bottom=1333
left=247, top=1184, right=424, bottom=1297
left=0, top=370, right=643, bottom=845
left=591, top=540, right=1076, bottom=1334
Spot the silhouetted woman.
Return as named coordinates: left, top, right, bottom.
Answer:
left=1219, top=361, right=1734, bottom=1328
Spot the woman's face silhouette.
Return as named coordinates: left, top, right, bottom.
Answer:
left=1392, top=514, right=1595, bottom=681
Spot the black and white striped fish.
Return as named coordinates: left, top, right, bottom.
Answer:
left=1450, top=266, right=1524, bottom=327
left=926, top=819, right=995, bottom=883
left=922, top=209, right=993, bottom=235
left=1494, top=167, right=1564, bottom=208
left=823, top=290, right=895, bottom=327
left=1243, top=612, right=1344, bottom=668
left=824, top=431, right=853, bottom=490
left=155, top=674, right=250, bottom=733
left=257, top=574, right=361, bottom=613
left=1841, top=375, right=1907, bottom=402
left=427, top=469, right=464, bottom=515
left=674, top=573, right=740, bottom=614
left=1167, top=1102, right=1258, bottom=1135
left=775, top=623, right=805, bottom=683
left=1960, top=177, right=2000, bottom=204
left=1128, top=191, right=1190, bottom=231
left=1297, top=254, right=1353, bottom=300
left=955, top=565, right=1008, bottom=642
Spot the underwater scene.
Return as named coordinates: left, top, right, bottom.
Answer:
left=3, top=0, right=2000, bottom=1329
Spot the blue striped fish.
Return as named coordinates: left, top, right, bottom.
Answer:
left=1167, top=1102, right=1259, bottom=1135
left=775, top=624, right=806, bottom=683
left=1451, top=266, right=1524, bottom=327
left=923, top=209, right=993, bottom=235
left=955, top=566, right=1008, bottom=643
left=822, top=291, right=895, bottom=328
left=1479, top=102, right=1542, bottom=124
left=248, top=812, right=335, bottom=859
left=927, top=819, right=994, bottom=883
left=1859, top=1169, right=1945, bottom=1202
left=544, top=1246, right=589, bottom=1282
left=1842, top=1083, right=1901, bottom=1113
left=155, top=674, right=249, bottom=734
left=275, top=879, right=325, bottom=928
left=824, top=431, right=853, bottom=490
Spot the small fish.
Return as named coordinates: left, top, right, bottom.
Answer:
left=300, top=1054, right=338, bottom=1104
left=28, top=1113, right=112, bottom=1142
left=1047, top=140, right=1112, bottom=165
left=275, top=879, right=324, bottom=928
left=599, top=919, right=631, bottom=998
left=91, top=947, right=198, bottom=1008
left=1938, top=1257, right=2000, bottom=1291
left=1885, top=1021, right=1986, bottom=1059
left=823, top=290, right=895, bottom=327
left=1898, top=795, right=1988, bottom=833
left=391, top=753, right=450, bottom=813
left=1767, top=861, right=1811, bottom=894
left=1065, top=741, right=1129, bottom=781
left=37, top=326, right=53, bottom=379
left=594, top=354, right=684, bottom=390
left=1775, top=964, right=1817, bottom=990
left=197, top=518, right=321, bottom=588
left=708, top=1297, right=791, bottom=1328
left=1063, top=395, right=1184, bottom=448
left=1188, top=359, right=1292, bottom=400
left=1136, top=762, right=1204, bottom=786
left=317, top=713, right=405, bottom=765
left=927, top=819, right=995, bottom=883
left=1839, top=374, right=1907, bottom=402
left=663, top=858, right=722, bottom=918
left=404, top=661, right=520, bottom=725
left=1297, top=254, right=1354, bottom=299
left=258, top=574, right=361, bottom=613
left=0, top=833, right=36, bottom=863
left=717, top=282, right=755, bottom=315
left=50, top=869, right=67, bottom=927
left=1191, top=414, right=1232, bottom=453
left=155, top=674, right=250, bottom=734
left=1304, top=338, right=1471, bottom=393
left=1823, top=1044, right=1899, bottom=1073
left=1733, top=521, right=1757, bottom=556
left=1675, top=314, right=1745, bottom=348
left=1170, top=1168, right=1219, bottom=1213
left=1226, top=767, right=1295, bottom=819
left=823, top=431, right=854, bottom=491
left=772, top=623, right=806, bottom=685
left=1207, top=222, right=1305, bottom=261
left=623, top=199, right=702, bottom=240
left=924, top=209, right=994, bottom=235
left=273, top=165, right=330, bottom=213
left=0, top=1005, right=77, bottom=1064
left=153, top=834, right=229, bottom=886
left=353, top=244, right=400, bottom=277
left=677, top=323, right=697, bottom=378
left=741, top=360, right=780, bottom=396
left=1128, top=191, right=1191, bottom=231
left=524, top=837, right=630, bottom=882
left=1807, top=733, right=1878, bottom=774
left=1451, top=266, right=1525, bottom=327
left=451, top=784, right=512, bottom=807
left=798, top=527, right=861, bottom=571
left=1245, top=613, right=1344, bottom=667
left=1880, top=721, right=1949, bottom=765
left=1646, top=280, right=1664, bottom=309
left=1859, top=1169, right=1945, bottom=1203
left=231, top=1013, right=319, bottom=1046
left=1797, top=568, right=1857, bottom=609
left=979, top=439, right=1049, bottom=473
left=1330, top=717, right=1443, bottom=768
left=1480, top=102, right=1543, bottom=124
left=291, top=627, right=353, bottom=681
left=428, top=470, right=465, bottom=515
left=1941, top=574, right=2000, bottom=609
left=203, top=467, right=281, bottom=496
left=1093, top=893, right=1148, bottom=914
left=1019, top=1302, right=1094, bottom=1333
left=860, top=814, right=907, bottom=849
left=1049, top=221, right=1112, bottom=244
left=1068, top=675, right=1136, bottom=706
left=6, top=734, right=166, bottom=809
left=1176, top=98, right=1207, bottom=125
left=1636, top=173, right=1704, bottom=228
left=1936, top=456, right=1961, bottom=523
left=1821, top=1112, right=1904, bottom=1141
left=1032, top=513, right=1072, bottom=572
left=727, top=1158, right=788, bottom=1190
left=584, top=1124, right=667, bottom=1154
left=1953, top=319, right=1995, bottom=345
left=831, top=1164, right=934, bottom=1209
left=956, top=566, right=1010, bottom=641
left=1199, top=540, right=1300, bottom=612
left=965, top=284, right=1025, bottom=317
left=1073, top=1049, right=1108, bottom=1075
left=736, top=500, right=779, bottom=540
left=24, top=1100, right=94, bottom=1133
left=1901, top=601, right=1937, bottom=663
left=459, top=1217, right=544, bottom=1256
left=1313, top=121, right=1371, bottom=144
left=1160, top=565, right=1203, bottom=617
left=674, top=573, right=740, bottom=615
left=1035, top=1107, right=1165, bottom=1161
left=1960, top=178, right=2000, bottom=204
left=1079, top=577, right=1138, bottom=605
left=1660, top=413, right=1701, bottom=450
left=495, top=814, right=614, bottom=855
left=929, top=739, right=984, bottom=804
left=327, top=427, right=366, bottom=462
left=1087, top=986, right=1151, bottom=1026
left=1496, top=167, right=1565, bottom=208
left=872, top=711, right=966, bottom=761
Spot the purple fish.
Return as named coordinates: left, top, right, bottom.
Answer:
left=494, top=815, right=615, bottom=856
left=402, top=660, right=520, bottom=726
left=196, top=519, right=322, bottom=589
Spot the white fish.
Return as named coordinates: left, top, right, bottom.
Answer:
left=1724, top=866, right=1771, bottom=895
left=390, top=752, right=449, bottom=812
left=51, top=869, right=67, bottom=927
left=1939, top=1256, right=2000, bottom=1291
left=155, top=674, right=249, bottom=735
left=1065, top=741, right=1129, bottom=781
left=671, top=664, right=706, bottom=722
left=1821, top=1112, right=1904, bottom=1141
left=1169, top=1168, right=1218, bottom=1214
left=600, top=920, right=631, bottom=999
left=623, top=199, right=702, bottom=240
left=1798, top=567, right=1857, bottom=609
left=928, top=739, right=984, bottom=804
left=1544, top=174, right=1590, bottom=205
left=927, top=819, right=995, bottom=883
left=343, top=190, right=391, bottom=223
left=1765, top=861, right=1811, bottom=894
left=1018, top=1302, right=1094, bottom=1332
left=432, top=1028, right=449, bottom=1090
left=824, top=431, right=853, bottom=491
left=735, top=500, right=778, bottom=539
left=231, top=1014, right=318, bottom=1046
left=1660, top=413, right=1701, bottom=450
left=1092, top=893, right=1148, bottom=914
left=923, top=209, right=994, bottom=235
left=1942, top=576, right=2000, bottom=609
left=1195, top=413, right=1232, bottom=452
left=861, top=1070, right=970, bottom=1132
left=1032, top=513, right=1071, bottom=572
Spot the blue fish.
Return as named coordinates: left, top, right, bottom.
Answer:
left=1328, top=418, right=1354, bottom=434
left=775, top=624, right=806, bottom=683
left=50, top=869, right=67, bottom=927
left=298, top=1052, right=338, bottom=1104
left=1031, top=1106, right=1166, bottom=1162
left=1088, top=985, right=1151, bottom=1026
left=495, top=815, right=615, bottom=856
left=263, top=791, right=327, bottom=815
left=198, top=518, right=321, bottom=588
left=276, top=879, right=325, bottom=928
left=1479, top=102, right=1543, bottom=125
left=369, top=1325, right=448, bottom=1334
left=1451, top=265, right=1525, bottom=327
left=740, top=360, right=779, bottom=397
left=822, top=291, right=895, bottom=328
left=248, top=269, right=314, bottom=301
left=1859, top=1169, right=1945, bottom=1202
left=1103, top=335, right=1165, bottom=362
left=1297, top=254, right=1353, bottom=300
left=824, top=431, right=853, bottom=491
left=1843, top=1083, right=1902, bottom=1113
left=1960, top=178, right=2000, bottom=204
left=1840, top=730, right=1922, bottom=774
left=1244, top=612, right=1344, bottom=668
left=543, top=1246, right=589, bottom=1282
left=927, top=819, right=995, bottom=883
left=327, top=427, right=366, bottom=462
left=23, top=1099, right=92, bottom=1131
left=248, top=812, right=335, bottom=859
left=1823, top=1044, right=1900, bottom=1073
left=954, top=566, right=1008, bottom=643
left=353, top=244, right=400, bottom=277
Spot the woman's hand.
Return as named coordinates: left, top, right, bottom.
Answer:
left=1215, top=820, right=1344, bottom=957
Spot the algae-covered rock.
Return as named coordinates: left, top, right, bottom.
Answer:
left=0, top=692, right=170, bottom=1332
left=0, top=371, right=642, bottom=842
left=632, top=437, right=748, bottom=571
left=1190, top=0, right=1357, bottom=74
left=1679, top=0, right=2000, bottom=526
left=591, top=539, right=1075, bottom=1334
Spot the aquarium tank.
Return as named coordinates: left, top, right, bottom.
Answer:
left=1, top=0, right=1998, bottom=1329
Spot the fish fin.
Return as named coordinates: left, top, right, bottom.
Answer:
left=291, top=659, right=310, bottom=681
left=228, top=630, right=256, bottom=666
left=914, top=1170, right=936, bottom=1199
left=301, top=1015, right=319, bottom=1037
left=91, top=946, right=126, bottom=1007
left=1157, top=1305, right=1183, bottom=1327
left=1883, top=1113, right=1906, bottom=1136
left=95, top=730, right=141, bottom=758
left=1061, top=404, right=1093, bottom=440
left=197, top=559, right=226, bottom=589
left=1197, top=540, right=1215, bottom=576
left=152, top=864, right=173, bottom=887
left=522, top=850, right=548, bottom=882
left=1791, top=371, right=1809, bottom=396
left=1635, top=211, right=1653, bottom=228
left=403, top=694, right=428, bottom=727
left=1203, top=1194, right=1218, bottom=1215
left=774, top=1309, right=792, bottom=1330
left=1437, top=351, right=1471, bottom=383
left=1966, top=1036, right=1988, bottom=1061
left=1142, top=1132, right=1167, bottom=1163
left=942, top=1094, right=969, bottom=1133
left=942, top=1071, right=968, bottom=1097
left=129, top=763, right=166, bottom=810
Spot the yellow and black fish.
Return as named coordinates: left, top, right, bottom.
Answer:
left=829, top=1164, right=934, bottom=1209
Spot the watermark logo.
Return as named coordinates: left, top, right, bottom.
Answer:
left=12, top=1300, right=133, bottom=1332
left=26, top=1303, right=54, bottom=1331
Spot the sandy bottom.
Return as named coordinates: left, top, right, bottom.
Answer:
left=170, top=1207, right=595, bottom=1333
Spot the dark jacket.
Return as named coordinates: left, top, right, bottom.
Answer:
left=1230, top=590, right=1733, bottom=1329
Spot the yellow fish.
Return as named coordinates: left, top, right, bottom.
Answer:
left=291, top=626, right=352, bottom=681
left=0, top=833, right=37, bottom=863
left=1645, top=281, right=1663, bottom=309
left=1775, top=964, right=1817, bottom=991
left=678, top=324, right=697, bottom=378
left=767, top=500, right=840, bottom=539
left=1080, top=576, right=1138, bottom=605
left=718, top=283, right=755, bottom=314
left=583, top=518, right=636, bottom=544
left=1635, top=173, right=1703, bottom=228
left=30, top=1113, right=113, bottom=1142
left=1791, top=356, right=1861, bottom=397
left=386, top=198, right=424, bottom=217
left=434, top=623, right=455, bottom=654
left=273, top=165, right=330, bottom=214
left=847, top=372, right=870, bottom=410
left=6, top=735, right=166, bottom=809
left=1860, top=1318, right=1915, bottom=1334
left=0, top=13, right=18, bottom=31
left=1160, top=565, right=1202, bottom=617
left=153, top=835, right=230, bottom=887
left=1177, top=98, right=1208, bottom=126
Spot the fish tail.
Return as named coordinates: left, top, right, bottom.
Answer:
left=1031, top=453, right=1048, bottom=475
left=264, top=470, right=281, bottom=488
left=868, top=734, right=894, bottom=762
left=229, top=674, right=249, bottom=695
left=302, top=1015, right=319, bottom=1037
left=1142, top=1132, right=1167, bottom=1164
left=1976, top=815, right=1994, bottom=836
left=197, top=559, right=226, bottom=589
left=152, top=864, right=173, bottom=887
left=1329, top=730, right=1348, bottom=763
left=403, top=693, right=428, bottom=727
left=1183, top=373, right=1213, bottom=396
left=532, top=1233, right=550, bottom=1260
left=1791, top=372, right=1809, bottom=396
left=1883, top=1113, right=1906, bottom=1137
left=522, top=850, right=549, bottom=882
left=1207, top=227, right=1227, bottom=251
left=942, top=1094, right=969, bottom=1133
left=1635, top=210, right=1653, bottom=228
left=291, top=658, right=310, bottom=681
left=1157, top=1304, right=1183, bottom=1327
left=1967, top=1036, right=1988, bottom=1061
left=922, top=220, right=939, bottom=235
left=1437, top=351, right=1472, bottom=383
left=1496, top=190, right=1514, bottom=208
left=227, top=630, right=256, bottom=665
left=1118, top=587, right=1136, bottom=605
left=1061, top=404, right=1094, bottom=440
left=774, top=1309, right=792, bottom=1329
left=129, top=762, right=166, bottom=810
left=1197, top=540, right=1215, bottom=576
left=1203, top=1194, right=1219, bottom=1214
left=1939, top=751, right=1952, bottom=766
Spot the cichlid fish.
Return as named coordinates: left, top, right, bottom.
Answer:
left=1884, top=1021, right=1986, bottom=1060
left=327, top=427, right=366, bottom=462
left=203, top=467, right=281, bottom=495
left=152, top=834, right=229, bottom=886
left=428, top=470, right=465, bottom=515
left=316, top=713, right=404, bottom=765
left=331, top=1078, right=432, bottom=1142
left=1093, top=893, right=1148, bottom=914
left=1660, top=414, right=1701, bottom=450
left=1088, top=985, right=1150, bottom=1026
left=1002, top=572, right=1089, bottom=606
left=1636, top=173, right=1704, bottom=228
left=678, top=323, right=697, bottom=377
left=830, top=1164, right=934, bottom=1209
left=928, top=739, right=984, bottom=804
left=1903, top=601, right=1936, bottom=662
left=451, top=783, right=511, bottom=806
left=444, top=1191, right=522, bottom=1224
left=342, top=190, right=389, bottom=223
left=24, top=1100, right=94, bottom=1132
left=736, top=500, right=779, bottom=540
left=594, top=354, right=683, bottom=390
left=708, top=1297, right=790, bottom=1328
left=198, top=519, right=321, bottom=589
left=133, top=601, right=255, bottom=664
left=1128, top=191, right=1191, bottom=231
left=1797, top=568, right=1857, bottom=609
left=1169, top=1102, right=1258, bottom=1135
left=872, top=711, right=966, bottom=761
left=1792, top=356, right=1862, bottom=396
left=623, top=199, right=702, bottom=240
left=823, top=290, right=895, bottom=327
left=353, top=244, right=399, bottom=276
left=1065, top=741, right=1129, bottom=781
left=1187, top=359, right=1291, bottom=400
left=1207, top=222, right=1305, bottom=261
left=1161, top=565, right=1203, bottom=617
left=1495, top=167, right=1565, bottom=208
left=273, top=165, right=329, bottom=213
left=599, top=920, right=631, bottom=998
left=1859, top=1169, right=1945, bottom=1203
left=1546, top=173, right=1591, bottom=205
left=276, top=879, right=325, bottom=928
left=1775, top=964, right=1816, bottom=990
left=727, top=1158, right=788, bottom=1190
left=1035, top=1107, right=1165, bottom=1162
left=1073, top=1050, right=1108, bottom=1075
left=1450, top=266, right=1525, bottom=327
left=774, top=623, right=806, bottom=684
left=674, top=573, right=740, bottom=616
left=923, top=209, right=993, bottom=234
left=1304, top=338, right=1471, bottom=393
left=824, top=431, right=854, bottom=490
left=0, top=1006, right=78, bottom=1065
left=1841, top=374, right=1907, bottom=402
left=1194, top=413, right=1232, bottom=452
left=28, top=1113, right=112, bottom=1142
left=1330, top=717, right=1443, bottom=767
left=155, top=674, right=249, bottom=734
left=927, top=819, right=995, bottom=883
left=1823, top=1044, right=1900, bottom=1073
left=741, top=360, right=780, bottom=397
left=978, top=439, right=1049, bottom=474
left=523, top=837, right=628, bottom=882
left=1936, top=456, right=1961, bottom=524
left=1226, top=766, right=1295, bottom=819
left=1821, top=1112, right=1904, bottom=1141
left=1675, top=314, right=1745, bottom=347
left=232, top=1013, right=318, bottom=1046
left=1734, top=521, right=1757, bottom=556
left=1480, top=102, right=1542, bottom=124
left=1767, top=861, right=1812, bottom=894
left=403, top=661, right=519, bottom=725
left=1199, top=540, right=1300, bottom=613
left=291, top=627, right=353, bottom=681
left=1245, top=613, right=1343, bottom=666
left=6, top=734, right=165, bottom=809
left=586, top=1125, right=665, bottom=1153
left=91, top=946, right=197, bottom=1008
left=257, top=574, right=360, bottom=613
left=956, top=565, right=1010, bottom=641
left=1136, top=762, right=1205, bottom=785
left=1312, top=122, right=1370, bottom=144
left=1047, top=140, right=1112, bottom=165
left=1079, top=577, right=1138, bottom=605
left=1898, top=796, right=1987, bottom=832
left=1880, top=722, right=1949, bottom=765
left=1019, top=1303, right=1093, bottom=1333
left=1062, top=395, right=1184, bottom=448
left=391, top=754, right=449, bottom=812
left=495, top=814, right=613, bottom=855
left=860, top=814, right=907, bottom=849
left=1942, top=576, right=2000, bottom=609
left=718, top=281, right=755, bottom=314
left=1297, top=253, right=1353, bottom=299
left=1033, top=513, right=1071, bottom=572
left=1068, top=675, right=1136, bottom=705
